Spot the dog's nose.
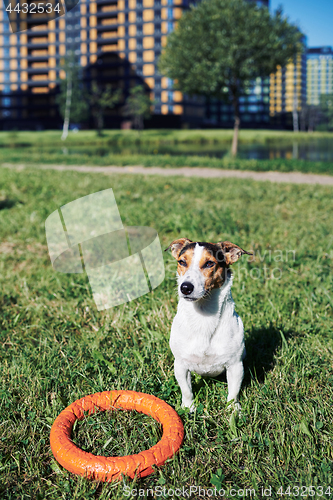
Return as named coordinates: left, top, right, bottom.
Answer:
left=180, top=282, right=194, bottom=296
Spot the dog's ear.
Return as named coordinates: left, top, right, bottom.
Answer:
left=165, top=238, right=193, bottom=259
left=217, top=241, right=252, bottom=265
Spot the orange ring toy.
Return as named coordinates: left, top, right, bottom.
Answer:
left=50, top=390, right=184, bottom=482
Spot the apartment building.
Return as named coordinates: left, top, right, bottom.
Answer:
left=306, top=46, right=333, bottom=106
left=0, top=0, right=313, bottom=131
left=0, top=0, right=204, bottom=129
left=269, top=52, right=307, bottom=128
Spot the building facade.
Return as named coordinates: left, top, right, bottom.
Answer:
left=269, top=52, right=307, bottom=129
left=0, top=0, right=203, bottom=129
left=0, top=0, right=317, bottom=131
left=306, top=46, right=333, bottom=106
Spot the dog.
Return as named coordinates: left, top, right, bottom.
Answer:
left=166, top=238, right=252, bottom=412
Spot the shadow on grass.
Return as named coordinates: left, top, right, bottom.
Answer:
left=243, top=324, right=292, bottom=386
left=0, top=199, right=16, bottom=210
left=190, top=324, right=292, bottom=398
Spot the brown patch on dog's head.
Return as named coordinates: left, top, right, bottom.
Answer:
left=198, top=245, right=226, bottom=291
left=217, top=241, right=252, bottom=266
left=165, top=238, right=194, bottom=276
left=165, top=238, right=193, bottom=259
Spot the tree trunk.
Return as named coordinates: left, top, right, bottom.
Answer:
left=61, top=72, right=72, bottom=141
left=293, top=93, right=299, bottom=133
left=230, top=88, right=240, bottom=157
left=97, top=111, right=104, bottom=136
left=231, top=115, right=240, bottom=157
left=308, top=106, right=314, bottom=133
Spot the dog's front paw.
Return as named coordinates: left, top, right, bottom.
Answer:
left=182, top=400, right=196, bottom=413
left=227, top=400, right=242, bottom=414
left=233, top=402, right=242, bottom=415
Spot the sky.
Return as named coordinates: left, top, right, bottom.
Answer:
left=270, top=0, right=333, bottom=48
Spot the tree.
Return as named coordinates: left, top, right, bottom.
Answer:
left=159, top=0, right=304, bottom=156
left=56, top=51, right=89, bottom=141
left=320, top=93, right=333, bottom=131
left=123, top=85, right=153, bottom=131
left=299, top=104, right=321, bottom=133
left=87, top=81, right=122, bottom=136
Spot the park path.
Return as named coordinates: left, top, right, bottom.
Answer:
left=2, top=163, right=333, bottom=186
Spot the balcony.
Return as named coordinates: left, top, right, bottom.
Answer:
left=26, top=37, right=49, bottom=48
left=96, top=0, right=118, bottom=6
left=97, top=35, right=118, bottom=44
left=97, top=24, right=118, bottom=32
left=27, top=53, right=49, bottom=60
left=96, top=11, right=119, bottom=19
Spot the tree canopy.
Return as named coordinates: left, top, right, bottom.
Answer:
left=159, top=0, right=305, bottom=154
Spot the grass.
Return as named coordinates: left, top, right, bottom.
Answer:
left=0, top=167, right=333, bottom=499
left=1, top=129, right=333, bottom=146
left=1, top=129, right=333, bottom=175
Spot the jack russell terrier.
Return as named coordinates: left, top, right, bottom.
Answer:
left=166, top=238, right=252, bottom=411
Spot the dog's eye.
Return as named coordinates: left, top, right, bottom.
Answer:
left=178, top=259, right=187, bottom=267
left=203, top=260, right=215, bottom=268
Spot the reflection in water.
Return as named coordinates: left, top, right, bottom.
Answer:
left=239, top=139, right=333, bottom=161
left=60, top=138, right=333, bottom=162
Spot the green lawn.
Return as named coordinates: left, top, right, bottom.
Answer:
left=1, top=129, right=333, bottom=175
left=0, top=167, right=332, bottom=499
left=1, top=129, right=332, bottom=146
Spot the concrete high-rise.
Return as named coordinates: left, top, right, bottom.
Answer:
left=269, top=52, right=307, bottom=129
left=0, top=0, right=199, bottom=129
left=306, top=46, right=333, bottom=106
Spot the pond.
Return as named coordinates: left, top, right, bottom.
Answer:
left=56, top=136, right=333, bottom=162
left=105, top=137, right=333, bottom=161
left=237, top=138, right=333, bottom=161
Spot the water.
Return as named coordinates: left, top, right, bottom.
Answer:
left=58, top=137, right=333, bottom=162
left=237, top=138, right=333, bottom=161
left=110, top=138, right=333, bottom=161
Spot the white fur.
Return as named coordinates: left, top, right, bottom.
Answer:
left=170, top=243, right=245, bottom=411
